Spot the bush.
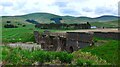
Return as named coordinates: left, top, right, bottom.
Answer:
left=2, top=46, right=73, bottom=65
left=86, top=61, right=92, bottom=66
left=6, top=48, right=32, bottom=65
left=31, top=50, right=45, bottom=63
left=76, top=59, right=84, bottom=66
left=6, top=21, right=11, bottom=23
left=56, top=52, right=73, bottom=63
left=23, top=25, right=26, bottom=27
left=76, top=59, right=92, bottom=66
left=4, top=24, right=18, bottom=28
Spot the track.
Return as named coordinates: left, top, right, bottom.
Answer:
left=60, top=28, right=118, bottom=33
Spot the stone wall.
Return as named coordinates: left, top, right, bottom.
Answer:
left=34, top=31, right=65, bottom=51
left=66, top=32, right=93, bottom=52
left=34, top=31, right=119, bottom=52
left=66, top=32, right=93, bottom=43
left=94, top=32, right=119, bottom=40
left=34, top=31, right=41, bottom=44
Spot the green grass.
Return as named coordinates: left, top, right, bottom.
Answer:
left=2, top=27, right=35, bottom=43
left=81, top=38, right=119, bottom=65
left=1, top=46, right=73, bottom=65
left=1, top=46, right=109, bottom=65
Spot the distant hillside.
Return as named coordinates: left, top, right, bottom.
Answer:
left=94, top=15, right=118, bottom=22
left=2, top=12, right=119, bottom=27
left=90, top=20, right=119, bottom=27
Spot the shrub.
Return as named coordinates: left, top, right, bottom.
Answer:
left=4, top=24, right=18, bottom=28
left=85, top=61, right=92, bottom=66
left=56, top=52, right=73, bottom=63
left=6, top=21, right=11, bottom=23
left=3, top=47, right=73, bottom=65
left=6, top=47, right=32, bottom=65
left=76, top=59, right=93, bottom=66
left=23, top=25, right=26, bottom=27
left=76, top=59, right=83, bottom=66
left=31, top=50, right=45, bottom=63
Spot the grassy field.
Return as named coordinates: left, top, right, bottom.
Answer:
left=2, top=28, right=35, bottom=43
left=81, top=38, right=119, bottom=65
left=2, top=24, right=119, bottom=65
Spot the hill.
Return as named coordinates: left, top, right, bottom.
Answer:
left=1, top=13, right=119, bottom=27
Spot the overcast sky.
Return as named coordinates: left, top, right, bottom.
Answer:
left=0, top=0, right=119, bottom=17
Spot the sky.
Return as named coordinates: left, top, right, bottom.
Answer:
left=0, top=0, right=119, bottom=17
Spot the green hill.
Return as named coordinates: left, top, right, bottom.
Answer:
left=2, top=12, right=119, bottom=27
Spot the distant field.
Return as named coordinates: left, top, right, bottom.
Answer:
left=90, top=20, right=118, bottom=27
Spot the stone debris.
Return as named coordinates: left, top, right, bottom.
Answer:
left=7, top=43, right=41, bottom=51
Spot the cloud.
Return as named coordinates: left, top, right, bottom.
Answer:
left=82, top=7, right=93, bottom=12
left=95, top=7, right=114, bottom=15
left=0, top=2, right=13, bottom=7
left=53, top=2, right=67, bottom=7
left=61, top=9, right=80, bottom=16
left=0, top=0, right=119, bottom=17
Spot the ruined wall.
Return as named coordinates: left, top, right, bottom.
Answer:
left=94, top=32, right=120, bottom=40
left=34, top=31, right=93, bottom=52
left=66, top=32, right=93, bottom=52
left=34, top=31, right=41, bottom=44
left=34, top=31, right=65, bottom=51
left=34, top=30, right=119, bottom=52
left=78, top=42, right=90, bottom=48
left=66, top=40, right=78, bottom=52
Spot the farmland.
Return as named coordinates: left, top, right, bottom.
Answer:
left=1, top=25, right=119, bottom=65
left=2, top=27, right=35, bottom=43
